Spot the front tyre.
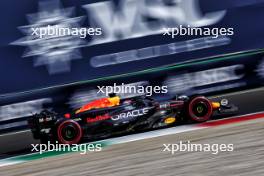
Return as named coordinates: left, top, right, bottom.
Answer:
left=57, top=120, right=83, bottom=144
left=188, top=96, right=213, bottom=122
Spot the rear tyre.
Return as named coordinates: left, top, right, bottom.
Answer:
left=187, top=96, right=213, bottom=122
left=57, top=120, right=83, bottom=144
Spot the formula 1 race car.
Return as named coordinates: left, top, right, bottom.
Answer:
left=28, top=94, right=238, bottom=144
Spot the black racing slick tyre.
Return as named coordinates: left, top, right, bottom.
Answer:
left=187, top=96, right=213, bottom=123
left=57, top=120, right=83, bottom=144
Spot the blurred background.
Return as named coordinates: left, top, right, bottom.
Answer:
left=0, top=0, right=264, bottom=93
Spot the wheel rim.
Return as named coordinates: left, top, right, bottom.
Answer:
left=192, top=102, right=208, bottom=117
left=188, top=97, right=213, bottom=122
left=57, top=120, right=82, bottom=144
left=62, top=125, right=77, bottom=141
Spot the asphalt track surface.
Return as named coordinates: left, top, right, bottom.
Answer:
left=0, top=113, right=264, bottom=176
left=0, top=88, right=263, bottom=175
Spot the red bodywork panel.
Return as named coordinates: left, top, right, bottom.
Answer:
left=64, top=96, right=120, bottom=118
left=75, top=96, right=120, bottom=114
left=76, top=98, right=111, bottom=114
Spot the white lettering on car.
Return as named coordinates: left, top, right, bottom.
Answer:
left=111, top=108, right=149, bottom=121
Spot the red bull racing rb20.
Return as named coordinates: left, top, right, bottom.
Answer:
left=28, top=94, right=238, bottom=144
